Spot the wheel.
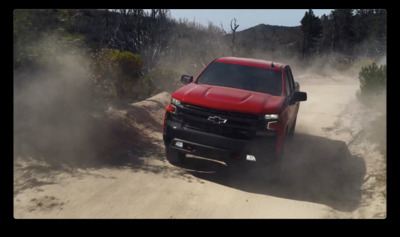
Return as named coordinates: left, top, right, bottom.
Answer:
left=265, top=152, right=283, bottom=182
left=165, top=147, right=186, bottom=164
left=265, top=137, right=287, bottom=182
left=288, top=118, right=297, bottom=138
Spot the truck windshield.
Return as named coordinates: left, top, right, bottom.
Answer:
left=196, top=61, right=283, bottom=96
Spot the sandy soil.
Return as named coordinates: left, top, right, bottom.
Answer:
left=13, top=73, right=386, bottom=219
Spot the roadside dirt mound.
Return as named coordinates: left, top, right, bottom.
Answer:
left=294, top=73, right=386, bottom=218
left=322, top=96, right=386, bottom=218
left=100, top=91, right=171, bottom=165
left=14, top=92, right=171, bottom=195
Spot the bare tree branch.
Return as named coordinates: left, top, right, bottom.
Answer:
left=230, top=18, right=239, bottom=56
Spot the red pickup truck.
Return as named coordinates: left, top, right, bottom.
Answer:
left=163, top=57, right=307, bottom=171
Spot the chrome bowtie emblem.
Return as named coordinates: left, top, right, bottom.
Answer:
left=207, top=116, right=227, bottom=124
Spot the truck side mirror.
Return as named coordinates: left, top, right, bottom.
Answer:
left=292, top=91, right=307, bottom=102
left=181, top=75, right=193, bottom=85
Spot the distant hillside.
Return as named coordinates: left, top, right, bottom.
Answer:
left=229, top=24, right=302, bottom=59
left=237, top=24, right=299, bottom=35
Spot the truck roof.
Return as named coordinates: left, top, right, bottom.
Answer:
left=215, top=57, right=286, bottom=70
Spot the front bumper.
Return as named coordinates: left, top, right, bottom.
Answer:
left=163, top=119, right=278, bottom=162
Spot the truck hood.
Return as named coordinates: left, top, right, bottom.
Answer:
left=172, top=83, right=284, bottom=114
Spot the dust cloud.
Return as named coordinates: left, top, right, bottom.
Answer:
left=14, top=36, right=109, bottom=167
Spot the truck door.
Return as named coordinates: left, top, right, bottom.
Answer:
left=284, top=66, right=297, bottom=127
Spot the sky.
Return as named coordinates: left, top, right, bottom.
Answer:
left=169, top=9, right=333, bottom=31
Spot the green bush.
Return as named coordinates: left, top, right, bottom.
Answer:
left=357, top=62, right=386, bottom=102
left=110, top=50, right=143, bottom=78
left=356, top=62, right=387, bottom=158
left=110, top=50, right=144, bottom=100
left=141, top=67, right=180, bottom=93
left=91, top=48, right=147, bottom=100
left=90, top=48, right=116, bottom=98
left=358, top=62, right=386, bottom=94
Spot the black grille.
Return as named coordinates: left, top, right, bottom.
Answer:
left=176, top=103, right=266, bottom=140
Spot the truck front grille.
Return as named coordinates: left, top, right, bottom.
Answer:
left=175, top=103, right=274, bottom=140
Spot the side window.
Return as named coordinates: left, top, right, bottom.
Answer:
left=287, top=68, right=295, bottom=92
left=284, top=70, right=291, bottom=96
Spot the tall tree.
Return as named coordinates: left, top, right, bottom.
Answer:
left=300, top=9, right=322, bottom=60
left=331, top=9, right=354, bottom=56
left=317, top=9, right=386, bottom=61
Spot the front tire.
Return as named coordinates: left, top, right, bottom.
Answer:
left=265, top=137, right=287, bottom=182
left=165, top=147, right=186, bottom=164
left=288, top=118, right=297, bottom=138
left=266, top=152, right=283, bottom=182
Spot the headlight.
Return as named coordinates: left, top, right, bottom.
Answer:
left=171, top=98, right=181, bottom=106
left=264, top=114, right=279, bottom=120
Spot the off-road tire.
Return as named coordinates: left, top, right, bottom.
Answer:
left=264, top=152, right=282, bottom=181
left=265, top=136, right=287, bottom=182
left=165, top=147, right=186, bottom=164
left=288, top=118, right=297, bottom=138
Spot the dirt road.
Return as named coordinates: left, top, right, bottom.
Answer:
left=13, top=72, right=386, bottom=218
